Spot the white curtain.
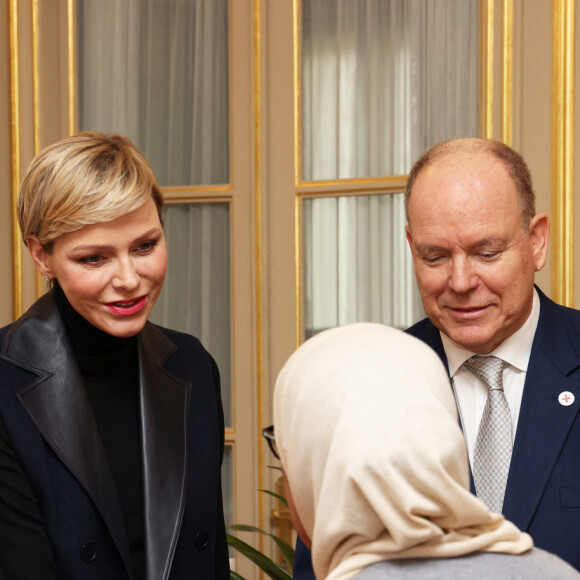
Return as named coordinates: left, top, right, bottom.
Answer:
left=77, top=0, right=229, bottom=185
left=302, top=0, right=479, bottom=335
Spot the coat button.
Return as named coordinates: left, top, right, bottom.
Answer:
left=194, top=531, right=209, bottom=550
left=80, top=542, right=97, bottom=562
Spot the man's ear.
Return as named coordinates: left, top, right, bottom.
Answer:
left=405, top=225, right=413, bottom=250
left=405, top=225, right=419, bottom=272
left=26, top=235, right=53, bottom=279
left=528, top=213, right=550, bottom=272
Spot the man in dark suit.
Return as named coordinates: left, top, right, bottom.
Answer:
left=293, top=137, right=580, bottom=577
left=405, top=137, right=580, bottom=570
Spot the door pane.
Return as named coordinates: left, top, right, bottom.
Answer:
left=301, top=0, right=479, bottom=181
left=303, top=192, right=423, bottom=338
left=77, top=0, right=229, bottom=186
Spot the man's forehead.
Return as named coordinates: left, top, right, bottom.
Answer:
left=410, top=156, right=515, bottom=207
left=412, top=234, right=510, bottom=251
left=426, top=150, right=504, bottom=173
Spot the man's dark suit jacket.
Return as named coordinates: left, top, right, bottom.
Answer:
left=293, top=286, right=580, bottom=577
left=0, top=289, right=230, bottom=579
left=407, top=286, right=580, bottom=570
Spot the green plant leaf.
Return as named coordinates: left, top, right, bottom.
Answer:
left=258, top=488, right=289, bottom=508
left=228, top=524, right=294, bottom=569
left=266, top=465, right=282, bottom=472
left=227, top=533, right=293, bottom=580
left=229, top=570, right=246, bottom=580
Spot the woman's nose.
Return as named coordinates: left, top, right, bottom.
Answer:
left=112, top=257, right=140, bottom=290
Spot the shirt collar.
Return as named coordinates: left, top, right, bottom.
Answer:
left=442, top=288, right=540, bottom=377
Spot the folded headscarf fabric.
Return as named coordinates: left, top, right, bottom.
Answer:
left=273, top=323, right=532, bottom=580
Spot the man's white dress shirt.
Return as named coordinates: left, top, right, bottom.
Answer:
left=441, top=289, right=540, bottom=467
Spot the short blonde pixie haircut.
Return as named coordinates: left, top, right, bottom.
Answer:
left=18, top=131, right=164, bottom=249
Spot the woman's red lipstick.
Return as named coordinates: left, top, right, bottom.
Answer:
left=105, top=296, right=147, bottom=316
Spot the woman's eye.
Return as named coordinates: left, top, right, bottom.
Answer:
left=79, top=255, right=103, bottom=265
left=137, top=240, right=158, bottom=253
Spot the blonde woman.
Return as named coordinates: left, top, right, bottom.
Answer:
left=0, top=132, right=229, bottom=579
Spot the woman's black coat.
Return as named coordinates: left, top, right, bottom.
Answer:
left=0, top=289, right=229, bottom=579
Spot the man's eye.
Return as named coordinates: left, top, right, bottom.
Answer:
left=424, top=255, right=443, bottom=263
left=479, top=251, right=498, bottom=260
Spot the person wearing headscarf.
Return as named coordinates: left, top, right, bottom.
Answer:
left=273, top=323, right=580, bottom=579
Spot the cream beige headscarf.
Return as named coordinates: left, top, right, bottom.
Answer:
left=274, top=323, right=532, bottom=580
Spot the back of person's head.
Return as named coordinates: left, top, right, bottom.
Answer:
left=17, top=131, right=164, bottom=249
left=274, top=323, right=531, bottom=580
left=405, top=137, right=535, bottom=231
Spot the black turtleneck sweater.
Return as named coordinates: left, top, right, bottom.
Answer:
left=54, top=284, right=144, bottom=579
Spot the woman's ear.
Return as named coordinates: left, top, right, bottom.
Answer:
left=26, top=235, right=53, bottom=279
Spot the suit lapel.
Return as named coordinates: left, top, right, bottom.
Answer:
left=1, top=291, right=133, bottom=577
left=503, top=348, right=580, bottom=529
left=503, top=290, right=580, bottom=529
left=138, top=323, right=190, bottom=580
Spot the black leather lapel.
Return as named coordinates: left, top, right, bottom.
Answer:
left=138, top=323, right=190, bottom=580
left=1, top=291, right=133, bottom=577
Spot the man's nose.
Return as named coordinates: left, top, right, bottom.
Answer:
left=448, top=257, right=478, bottom=293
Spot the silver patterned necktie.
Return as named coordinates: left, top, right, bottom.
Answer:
left=463, top=355, right=512, bottom=513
